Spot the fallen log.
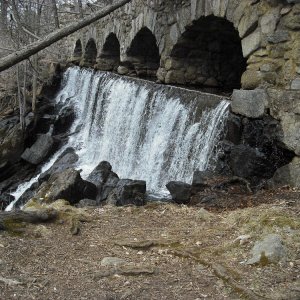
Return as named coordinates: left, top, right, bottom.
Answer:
left=0, top=209, right=57, bottom=231
left=0, top=0, right=131, bottom=72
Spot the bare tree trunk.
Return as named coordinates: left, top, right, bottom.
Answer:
left=32, top=0, right=42, bottom=116
left=78, top=0, right=84, bottom=18
left=0, top=0, right=131, bottom=72
left=32, top=54, right=38, bottom=114
left=0, top=0, right=8, bottom=30
left=51, top=0, right=60, bottom=29
left=16, top=63, right=25, bottom=131
left=22, top=60, right=27, bottom=119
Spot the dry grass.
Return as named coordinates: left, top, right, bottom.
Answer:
left=0, top=195, right=299, bottom=300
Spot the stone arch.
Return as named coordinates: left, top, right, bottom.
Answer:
left=96, top=33, right=120, bottom=71
left=73, top=39, right=82, bottom=59
left=83, top=38, right=97, bottom=66
left=126, top=27, right=160, bottom=78
left=163, top=16, right=247, bottom=92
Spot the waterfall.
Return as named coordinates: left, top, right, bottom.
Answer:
left=8, top=66, right=229, bottom=207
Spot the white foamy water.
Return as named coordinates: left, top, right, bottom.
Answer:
left=7, top=67, right=229, bottom=210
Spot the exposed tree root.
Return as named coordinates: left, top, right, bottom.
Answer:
left=115, top=239, right=180, bottom=250
left=170, top=249, right=267, bottom=300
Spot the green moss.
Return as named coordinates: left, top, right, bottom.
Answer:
left=3, top=218, right=26, bottom=236
left=259, top=214, right=300, bottom=230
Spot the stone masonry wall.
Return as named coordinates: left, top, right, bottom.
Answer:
left=64, top=0, right=300, bottom=187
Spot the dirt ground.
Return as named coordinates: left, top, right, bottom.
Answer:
left=0, top=189, right=299, bottom=300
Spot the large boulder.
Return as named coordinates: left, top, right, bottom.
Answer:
left=229, top=144, right=270, bottom=180
left=21, top=134, right=54, bottom=165
left=166, top=181, right=192, bottom=204
left=247, top=234, right=287, bottom=265
left=35, top=168, right=97, bottom=205
left=39, top=147, right=79, bottom=183
left=53, top=106, right=75, bottom=135
left=267, top=89, right=300, bottom=155
left=0, top=116, right=24, bottom=164
left=86, top=161, right=119, bottom=204
left=0, top=193, right=14, bottom=211
left=191, top=170, right=211, bottom=194
left=16, top=182, right=40, bottom=209
left=268, top=157, right=300, bottom=188
left=87, top=161, right=115, bottom=187
left=106, top=179, right=146, bottom=206
left=231, top=89, right=268, bottom=118
left=0, top=161, right=16, bottom=182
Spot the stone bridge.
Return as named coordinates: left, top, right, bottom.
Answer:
left=65, top=0, right=300, bottom=185
left=67, top=0, right=300, bottom=91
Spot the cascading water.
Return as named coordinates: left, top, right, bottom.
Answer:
left=8, top=66, right=229, bottom=209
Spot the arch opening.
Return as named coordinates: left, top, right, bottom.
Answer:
left=83, top=38, right=97, bottom=65
left=126, top=27, right=160, bottom=78
left=97, top=33, right=120, bottom=71
left=167, top=16, right=247, bottom=93
left=73, top=39, right=82, bottom=59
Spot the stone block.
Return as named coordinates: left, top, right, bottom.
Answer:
left=165, top=70, right=186, bottom=85
left=242, top=29, right=261, bottom=57
left=283, top=6, right=300, bottom=30
left=241, top=70, right=263, bottom=89
left=231, top=89, right=268, bottom=118
left=260, top=7, right=280, bottom=34
left=267, top=30, right=290, bottom=44
left=117, top=65, right=129, bottom=75
left=291, top=78, right=300, bottom=90
left=238, top=6, right=259, bottom=38
left=280, top=113, right=300, bottom=155
left=268, top=89, right=300, bottom=117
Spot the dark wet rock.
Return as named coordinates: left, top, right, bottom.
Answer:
left=54, top=106, right=75, bottom=135
left=34, top=114, right=57, bottom=135
left=35, top=168, right=97, bottom=205
left=0, top=161, right=16, bottom=182
left=0, top=193, right=14, bottom=211
left=99, top=174, right=120, bottom=203
left=220, top=114, right=294, bottom=184
left=106, top=179, right=146, bottom=206
left=225, top=113, right=242, bottom=145
left=16, top=182, right=41, bottom=209
left=230, top=144, right=270, bottom=180
left=77, top=199, right=97, bottom=208
left=166, top=181, right=192, bottom=204
left=0, top=116, right=24, bottom=164
left=0, top=163, right=36, bottom=197
left=39, top=147, right=79, bottom=183
left=38, top=63, right=62, bottom=99
left=191, top=170, right=211, bottom=194
left=87, top=161, right=114, bottom=186
left=21, top=134, right=54, bottom=165
left=86, top=161, right=119, bottom=204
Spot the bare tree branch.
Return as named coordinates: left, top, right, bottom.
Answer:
left=0, top=0, right=131, bottom=72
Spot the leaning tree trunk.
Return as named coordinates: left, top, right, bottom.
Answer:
left=0, top=210, right=58, bottom=231
left=51, top=0, right=60, bottom=29
left=0, top=0, right=131, bottom=72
